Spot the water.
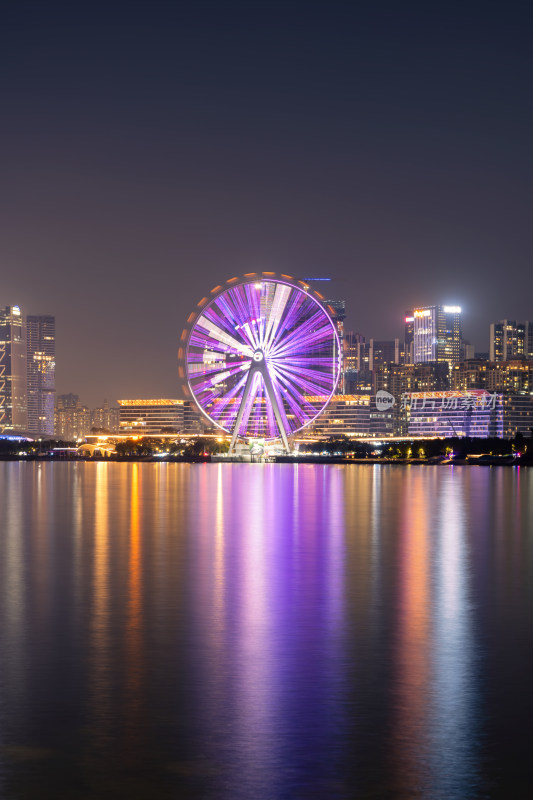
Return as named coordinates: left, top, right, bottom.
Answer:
left=0, top=462, right=532, bottom=799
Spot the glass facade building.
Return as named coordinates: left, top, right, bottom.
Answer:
left=0, top=305, right=27, bottom=433
left=27, top=315, right=55, bottom=436
left=406, top=305, right=462, bottom=374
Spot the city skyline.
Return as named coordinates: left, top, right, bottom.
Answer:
left=2, top=295, right=532, bottom=429
left=2, top=4, right=532, bottom=407
left=1, top=282, right=488, bottom=407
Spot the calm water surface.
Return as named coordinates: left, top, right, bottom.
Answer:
left=0, top=462, right=532, bottom=799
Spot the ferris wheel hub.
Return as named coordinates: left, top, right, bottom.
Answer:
left=252, top=350, right=264, bottom=362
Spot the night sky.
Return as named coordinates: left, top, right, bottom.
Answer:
left=2, top=3, right=532, bottom=406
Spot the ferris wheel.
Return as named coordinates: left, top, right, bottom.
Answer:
left=179, top=273, right=341, bottom=452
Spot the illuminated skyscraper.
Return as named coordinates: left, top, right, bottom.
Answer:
left=27, top=315, right=55, bottom=436
left=0, top=305, right=27, bottom=432
left=406, top=305, right=462, bottom=374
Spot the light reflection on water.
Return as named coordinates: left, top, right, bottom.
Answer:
left=0, top=462, right=532, bottom=798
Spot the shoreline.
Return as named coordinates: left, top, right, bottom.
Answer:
left=0, top=455, right=529, bottom=466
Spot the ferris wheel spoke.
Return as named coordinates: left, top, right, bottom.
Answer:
left=196, top=315, right=254, bottom=357
left=275, top=364, right=335, bottom=391
left=271, top=363, right=334, bottom=402
left=229, top=369, right=260, bottom=451
left=262, top=282, right=292, bottom=351
left=207, top=372, right=249, bottom=423
left=269, top=317, right=331, bottom=358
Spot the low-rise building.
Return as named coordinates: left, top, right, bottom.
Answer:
left=404, top=390, right=533, bottom=438
left=303, top=394, right=396, bottom=438
left=117, top=399, right=185, bottom=435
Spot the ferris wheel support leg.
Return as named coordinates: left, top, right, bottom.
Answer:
left=229, top=368, right=255, bottom=455
left=260, top=364, right=290, bottom=454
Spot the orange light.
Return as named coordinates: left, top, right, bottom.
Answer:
left=180, top=330, right=188, bottom=341
left=314, top=291, right=325, bottom=300
left=226, top=276, right=239, bottom=283
left=210, top=285, right=223, bottom=294
left=117, top=399, right=183, bottom=406
left=177, top=347, right=184, bottom=359
left=197, top=297, right=208, bottom=307
left=262, top=271, right=276, bottom=276
left=187, top=312, right=196, bottom=323
left=243, top=272, right=257, bottom=277
left=178, top=367, right=184, bottom=377
left=280, top=274, right=294, bottom=280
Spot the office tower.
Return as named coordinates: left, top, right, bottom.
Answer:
left=461, top=340, right=475, bottom=361
left=343, top=332, right=372, bottom=393
left=489, top=320, right=532, bottom=361
left=26, top=315, right=55, bottom=436
left=404, top=315, right=414, bottom=364
left=0, top=305, right=27, bottom=432
left=406, top=305, right=462, bottom=373
left=368, top=339, right=400, bottom=371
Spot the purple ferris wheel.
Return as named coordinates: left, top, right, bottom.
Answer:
left=179, top=273, right=341, bottom=452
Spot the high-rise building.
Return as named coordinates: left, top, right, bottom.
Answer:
left=368, top=339, right=400, bottom=371
left=489, top=320, right=532, bottom=361
left=91, top=400, right=119, bottom=433
left=324, top=299, right=346, bottom=391
left=55, top=394, right=92, bottom=440
left=0, top=305, right=27, bottom=432
left=26, top=315, right=55, bottom=436
left=406, top=305, right=462, bottom=373
left=343, top=331, right=368, bottom=393
left=527, top=323, right=533, bottom=360
left=404, top=315, right=414, bottom=364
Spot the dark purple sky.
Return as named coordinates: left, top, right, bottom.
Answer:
left=2, top=3, right=532, bottom=405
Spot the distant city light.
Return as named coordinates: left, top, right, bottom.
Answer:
left=443, top=305, right=462, bottom=313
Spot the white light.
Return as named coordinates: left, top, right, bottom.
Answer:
left=254, top=283, right=262, bottom=289
left=443, top=305, right=461, bottom=314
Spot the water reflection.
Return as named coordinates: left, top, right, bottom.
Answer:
left=186, top=465, right=348, bottom=797
left=0, top=463, right=532, bottom=798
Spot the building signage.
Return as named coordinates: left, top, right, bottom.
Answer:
left=400, top=391, right=498, bottom=411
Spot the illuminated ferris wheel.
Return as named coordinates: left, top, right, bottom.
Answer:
left=179, top=273, right=341, bottom=452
